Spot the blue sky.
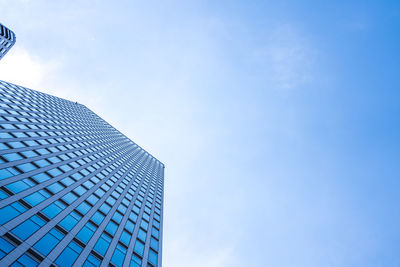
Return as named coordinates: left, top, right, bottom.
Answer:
left=1, top=0, right=400, bottom=266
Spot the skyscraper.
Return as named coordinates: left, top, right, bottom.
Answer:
left=0, top=80, right=164, bottom=267
left=0, top=23, right=16, bottom=60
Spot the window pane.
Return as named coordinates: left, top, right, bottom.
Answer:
left=133, top=240, right=144, bottom=256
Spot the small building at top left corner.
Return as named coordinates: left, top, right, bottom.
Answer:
left=0, top=22, right=16, bottom=61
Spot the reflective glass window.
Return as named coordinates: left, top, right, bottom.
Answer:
left=133, top=239, right=144, bottom=256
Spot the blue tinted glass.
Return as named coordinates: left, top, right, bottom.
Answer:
left=16, top=254, right=38, bottom=267
left=132, top=206, right=140, bottom=215
left=112, top=212, right=123, bottom=223
left=42, top=203, right=62, bottom=218
left=34, top=159, right=50, bottom=167
left=11, top=202, right=27, bottom=213
left=2, top=153, right=23, bottom=162
left=62, top=192, right=77, bottom=204
left=31, top=173, right=51, bottom=183
left=148, top=249, right=158, bottom=266
left=62, top=177, right=75, bottom=186
left=12, top=218, right=41, bottom=240
left=91, top=212, right=105, bottom=225
left=120, top=230, right=131, bottom=246
left=47, top=182, right=64, bottom=194
left=21, top=150, right=37, bottom=158
left=17, top=163, right=36, bottom=173
left=87, top=195, right=99, bottom=205
left=0, top=190, right=8, bottom=200
left=77, top=223, right=95, bottom=243
left=83, top=254, right=101, bottom=267
left=153, top=220, right=160, bottom=229
left=6, top=180, right=30, bottom=193
left=33, top=231, right=59, bottom=255
left=99, top=203, right=111, bottom=214
left=94, top=234, right=111, bottom=256
left=133, top=240, right=144, bottom=256
left=0, top=237, right=15, bottom=259
left=76, top=201, right=91, bottom=215
left=60, top=213, right=79, bottom=231
left=0, top=205, right=20, bottom=224
left=150, top=237, right=159, bottom=251
left=24, top=191, right=46, bottom=206
left=125, top=220, right=135, bottom=232
left=55, top=245, right=80, bottom=266
left=140, top=220, right=148, bottom=231
left=129, top=212, right=138, bottom=223
left=111, top=246, right=126, bottom=266
left=0, top=168, right=15, bottom=180
left=142, top=213, right=150, bottom=222
left=130, top=254, right=141, bottom=267
left=151, top=227, right=159, bottom=239
left=48, top=168, right=62, bottom=177
left=137, top=229, right=146, bottom=242
left=106, top=221, right=118, bottom=235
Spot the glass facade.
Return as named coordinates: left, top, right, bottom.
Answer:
left=0, top=23, right=16, bottom=61
left=0, top=80, right=164, bottom=266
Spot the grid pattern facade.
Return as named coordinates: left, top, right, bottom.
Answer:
left=0, top=80, right=164, bottom=267
left=0, top=23, right=16, bottom=60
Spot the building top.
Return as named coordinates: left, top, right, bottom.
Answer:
left=0, top=22, right=16, bottom=60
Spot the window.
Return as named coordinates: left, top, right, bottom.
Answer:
left=83, top=253, right=101, bottom=267
left=133, top=239, right=144, bottom=256
left=142, top=212, right=150, bottom=222
left=6, top=179, right=33, bottom=194
left=99, top=203, right=111, bottom=214
left=0, top=202, right=27, bottom=224
left=151, top=227, right=159, bottom=239
left=76, top=201, right=91, bottom=215
left=0, top=237, right=15, bottom=260
left=33, top=228, right=64, bottom=256
left=87, top=195, right=99, bottom=205
left=125, top=220, right=135, bottom=233
left=2, top=152, right=23, bottom=162
left=77, top=221, right=96, bottom=243
left=59, top=211, right=81, bottom=231
left=17, top=162, right=37, bottom=172
left=129, top=254, right=141, bottom=267
left=47, top=182, right=64, bottom=194
left=62, top=192, right=78, bottom=204
left=110, top=243, right=126, bottom=266
left=140, top=220, right=148, bottom=231
left=55, top=241, right=82, bottom=266
left=24, top=190, right=49, bottom=206
left=137, top=229, right=146, bottom=242
left=112, top=212, right=123, bottom=224
left=0, top=168, right=15, bottom=180
left=120, top=230, right=131, bottom=246
left=150, top=237, right=159, bottom=251
left=94, top=233, right=111, bottom=256
left=129, top=212, right=138, bottom=223
left=31, top=173, right=51, bottom=183
left=91, top=211, right=105, bottom=225
left=13, top=253, right=39, bottom=267
left=105, top=221, right=118, bottom=235
left=148, top=249, right=158, bottom=266
left=11, top=215, right=45, bottom=240
left=42, top=200, right=66, bottom=219
left=153, top=220, right=160, bottom=229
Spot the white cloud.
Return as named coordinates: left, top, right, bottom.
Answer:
left=0, top=45, right=61, bottom=88
left=0, top=45, right=104, bottom=114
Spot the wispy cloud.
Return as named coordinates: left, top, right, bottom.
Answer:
left=253, top=24, right=317, bottom=91
left=0, top=45, right=60, bottom=88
